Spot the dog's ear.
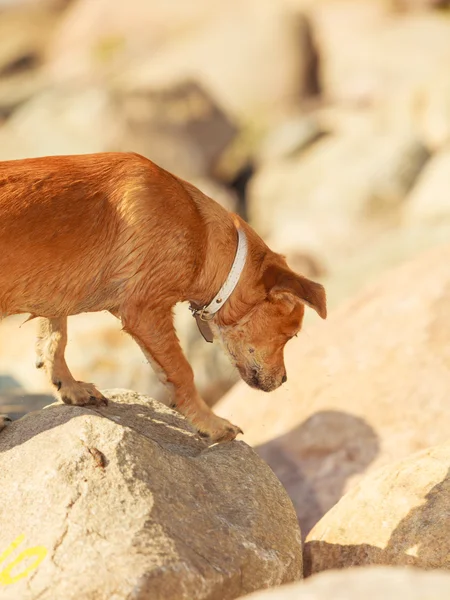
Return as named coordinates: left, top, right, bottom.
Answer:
left=263, top=264, right=327, bottom=319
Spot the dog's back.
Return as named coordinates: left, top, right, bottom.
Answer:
left=0, top=152, right=210, bottom=317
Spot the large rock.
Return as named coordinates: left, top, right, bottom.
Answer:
left=241, top=567, right=450, bottom=600
left=0, top=80, right=238, bottom=182
left=308, top=1, right=450, bottom=112
left=215, top=242, right=450, bottom=537
left=0, top=8, right=50, bottom=76
left=0, top=4, right=56, bottom=116
left=113, top=80, right=238, bottom=179
left=416, top=66, right=450, bottom=150
left=0, top=0, right=74, bottom=10
left=403, top=148, right=450, bottom=225
left=0, top=389, right=302, bottom=599
left=45, top=0, right=316, bottom=119
left=305, top=441, right=450, bottom=575
left=0, top=87, right=122, bottom=161
left=256, top=115, right=324, bottom=164
left=0, top=71, right=45, bottom=120
left=189, top=178, right=238, bottom=214
left=248, top=129, right=429, bottom=269
left=295, top=1, right=450, bottom=150
left=389, top=0, right=450, bottom=10
left=322, top=220, right=450, bottom=311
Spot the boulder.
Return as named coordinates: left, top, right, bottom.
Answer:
left=403, top=148, right=450, bottom=225
left=0, top=87, right=122, bottom=161
left=309, top=1, right=450, bottom=111
left=0, top=80, right=238, bottom=183
left=256, top=115, right=324, bottom=164
left=0, top=5, right=56, bottom=116
left=0, top=71, right=46, bottom=120
left=300, top=1, right=450, bottom=151
left=389, top=0, right=450, bottom=10
left=241, top=567, right=450, bottom=600
left=0, top=0, right=74, bottom=10
left=0, top=8, right=52, bottom=76
left=305, top=441, right=450, bottom=575
left=0, top=389, right=302, bottom=599
left=320, top=220, right=450, bottom=312
left=45, top=0, right=317, bottom=119
left=113, top=80, right=238, bottom=179
left=417, top=67, right=450, bottom=150
left=248, top=130, right=429, bottom=269
left=215, top=242, right=450, bottom=537
left=189, top=178, right=238, bottom=214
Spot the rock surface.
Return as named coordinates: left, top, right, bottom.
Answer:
left=390, top=0, right=450, bottom=11
left=114, top=80, right=237, bottom=179
left=216, top=242, right=450, bottom=537
left=45, top=0, right=313, bottom=119
left=403, top=148, right=450, bottom=225
left=241, top=567, right=450, bottom=600
left=0, top=4, right=56, bottom=116
left=310, top=1, right=450, bottom=113
left=305, top=441, right=450, bottom=575
left=321, top=220, right=450, bottom=311
left=0, top=389, right=302, bottom=600
left=248, top=130, right=429, bottom=269
left=256, top=115, right=324, bottom=164
left=0, top=87, right=121, bottom=161
left=417, top=66, right=450, bottom=150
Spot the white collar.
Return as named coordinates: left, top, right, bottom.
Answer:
left=189, top=226, right=248, bottom=342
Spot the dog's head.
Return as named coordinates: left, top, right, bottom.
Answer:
left=213, top=259, right=327, bottom=392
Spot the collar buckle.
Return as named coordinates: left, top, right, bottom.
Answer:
left=189, top=304, right=214, bottom=322
left=189, top=305, right=215, bottom=343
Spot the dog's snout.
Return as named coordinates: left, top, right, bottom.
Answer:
left=241, top=364, right=288, bottom=392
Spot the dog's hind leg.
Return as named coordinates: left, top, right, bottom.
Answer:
left=0, top=316, right=12, bottom=432
left=36, top=317, right=107, bottom=406
left=0, top=415, right=11, bottom=432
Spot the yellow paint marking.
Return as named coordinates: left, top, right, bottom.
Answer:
left=0, top=536, right=47, bottom=585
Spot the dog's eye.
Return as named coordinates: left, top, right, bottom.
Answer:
left=248, top=347, right=255, bottom=354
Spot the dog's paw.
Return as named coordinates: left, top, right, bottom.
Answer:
left=57, top=381, right=108, bottom=407
left=195, top=414, right=243, bottom=444
left=0, top=415, right=12, bottom=432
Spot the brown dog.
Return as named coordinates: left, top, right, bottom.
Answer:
left=0, top=152, right=326, bottom=442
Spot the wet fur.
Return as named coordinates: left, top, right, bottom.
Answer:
left=0, top=152, right=326, bottom=442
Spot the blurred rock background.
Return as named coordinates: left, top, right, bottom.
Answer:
left=1, top=0, right=449, bottom=419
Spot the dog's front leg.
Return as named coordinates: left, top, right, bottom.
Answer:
left=121, top=305, right=242, bottom=443
left=36, top=317, right=107, bottom=406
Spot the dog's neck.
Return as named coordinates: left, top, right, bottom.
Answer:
left=190, top=214, right=268, bottom=328
left=178, top=177, right=269, bottom=326
left=188, top=223, right=248, bottom=341
left=189, top=212, right=239, bottom=303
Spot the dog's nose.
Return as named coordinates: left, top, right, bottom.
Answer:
left=281, top=374, right=287, bottom=384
